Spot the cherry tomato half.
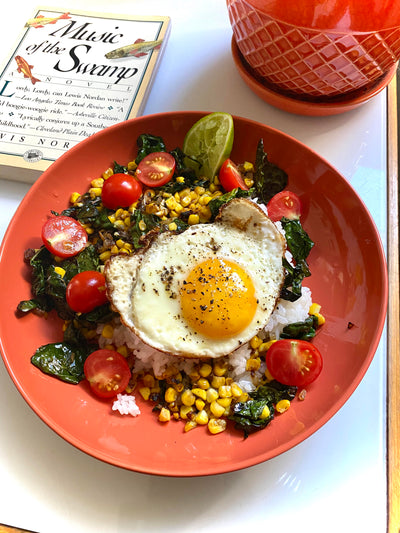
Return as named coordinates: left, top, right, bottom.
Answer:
left=136, top=152, right=176, bottom=187
left=84, top=349, right=131, bottom=398
left=101, top=173, right=142, bottom=209
left=66, top=270, right=108, bottom=313
left=218, top=158, right=248, bottom=191
left=265, top=339, right=323, bottom=387
left=41, top=215, right=88, bottom=258
left=267, top=190, right=302, bottom=222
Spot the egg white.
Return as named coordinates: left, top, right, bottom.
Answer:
left=105, top=198, right=286, bottom=358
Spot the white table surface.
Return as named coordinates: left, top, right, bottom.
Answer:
left=0, top=1, right=388, bottom=532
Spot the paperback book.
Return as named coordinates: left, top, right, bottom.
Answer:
left=0, top=6, right=170, bottom=183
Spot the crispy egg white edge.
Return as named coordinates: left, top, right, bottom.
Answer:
left=105, top=198, right=286, bottom=359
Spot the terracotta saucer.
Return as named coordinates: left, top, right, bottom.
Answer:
left=231, top=37, right=398, bottom=116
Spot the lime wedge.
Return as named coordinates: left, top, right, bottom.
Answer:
left=183, top=112, right=234, bottom=180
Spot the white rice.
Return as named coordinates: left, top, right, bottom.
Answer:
left=112, top=393, right=141, bottom=416
left=109, top=286, right=312, bottom=415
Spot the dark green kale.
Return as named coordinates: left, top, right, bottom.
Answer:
left=229, top=380, right=297, bottom=438
left=129, top=209, right=162, bottom=249
left=135, top=133, right=166, bottom=164
left=280, top=217, right=314, bottom=302
left=61, top=194, right=114, bottom=232
left=31, top=342, right=90, bottom=384
left=17, top=244, right=103, bottom=319
left=208, top=187, right=253, bottom=219
left=253, top=139, right=288, bottom=203
left=281, top=218, right=314, bottom=262
left=113, top=161, right=127, bottom=174
left=280, top=315, right=319, bottom=340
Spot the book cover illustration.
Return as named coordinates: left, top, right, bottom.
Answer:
left=0, top=7, right=170, bottom=182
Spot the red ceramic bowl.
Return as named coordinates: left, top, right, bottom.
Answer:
left=227, top=0, right=400, bottom=97
left=0, top=112, right=388, bottom=476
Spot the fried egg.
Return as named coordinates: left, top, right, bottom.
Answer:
left=105, top=198, right=286, bottom=358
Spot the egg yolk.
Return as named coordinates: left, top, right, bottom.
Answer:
left=179, top=258, right=257, bottom=339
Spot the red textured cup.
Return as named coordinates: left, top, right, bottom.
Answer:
left=227, top=0, right=400, bottom=97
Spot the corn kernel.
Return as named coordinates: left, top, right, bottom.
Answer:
left=197, top=377, right=210, bottom=390
left=231, top=383, right=243, bottom=398
left=127, top=161, right=137, bottom=172
left=189, top=369, right=201, bottom=382
left=54, top=266, right=66, bottom=278
left=184, top=420, right=197, bottom=432
left=168, top=222, right=178, bottom=231
left=217, top=397, right=232, bottom=408
left=209, top=183, right=217, bottom=192
left=309, top=303, right=321, bottom=314
left=199, top=363, right=212, bottom=378
left=102, top=324, right=114, bottom=339
left=113, top=220, right=125, bottom=230
left=166, top=196, right=178, bottom=210
left=244, top=177, right=254, bottom=188
left=260, top=405, right=271, bottom=419
left=213, top=360, right=228, bottom=377
left=199, top=206, right=212, bottom=220
left=195, top=398, right=205, bottom=411
left=116, top=345, right=128, bottom=357
left=89, top=187, right=102, bottom=198
left=276, top=399, right=291, bottom=413
left=238, top=392, right=249, bottom=402
left=165, top=387, right=178, bottom=403
left=259, top=340, right=276, bottom=353
left=102, top=167, right=114, bottom=179
left=181, top=389, right=196, bottom=406
left=192, top=388, right=207, bottom=401
left=70, top=192, right=81, bottom=204
left=208, top=418, right=227, bottom=434
left=250, top=336, right=263, bottom=349
left=246, top=357, right=261, bottom=372
left=199, top=194, right=212, bottom=206
left=218, top=385, right=232, bottom=398
left=315, top=313, right=326, bottom=325
left=180, top=405, right=193, bottom=419
left=210, top=400, right=225, bottom=417
left=181, top=195, right=191, bottom=207
left=91, top=177, right=104, bottom=188
left=138, top=219, right=147, bottom=231
left=142, top=374, right=156, bottom=388
left=188, top=214, right=200, bottom=225
left=139, top=387, right=151, bottom=401
left=158, top=407, right=171, bottom=422
left=243, top=161, right=253, bottom=171
left=176, top=176, right=185, bottom=183
left=195, top=409, right=209, bottom=425
left=206, top=387, right=219, bottom=403
left=211, top=375, right=226, bottom=388
left=195, top=186, right=205, bottom=195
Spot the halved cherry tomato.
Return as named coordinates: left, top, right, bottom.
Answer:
left=267, top=190, right=302, bottom=222
left=42, top=215, right=88, bottom=258
left=136, top=152, right=176, bottom=187
left=66, top=271, right=108, bottom=313
left=218, top=158, right=248, bottom=191
left=265, top=339, right=323, bottom=387
left=84, top=349, right=131, bottom=398
left=101, top=173, right=142, bottom=209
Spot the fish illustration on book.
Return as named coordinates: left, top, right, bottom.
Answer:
left=105, top=38, right=162, bottom=59
left=15, top=56, right=40, bottom=85
left=25, top=12, right=70, bottom=28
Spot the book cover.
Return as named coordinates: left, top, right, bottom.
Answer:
left=0, top=7, right=170, bottom=183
